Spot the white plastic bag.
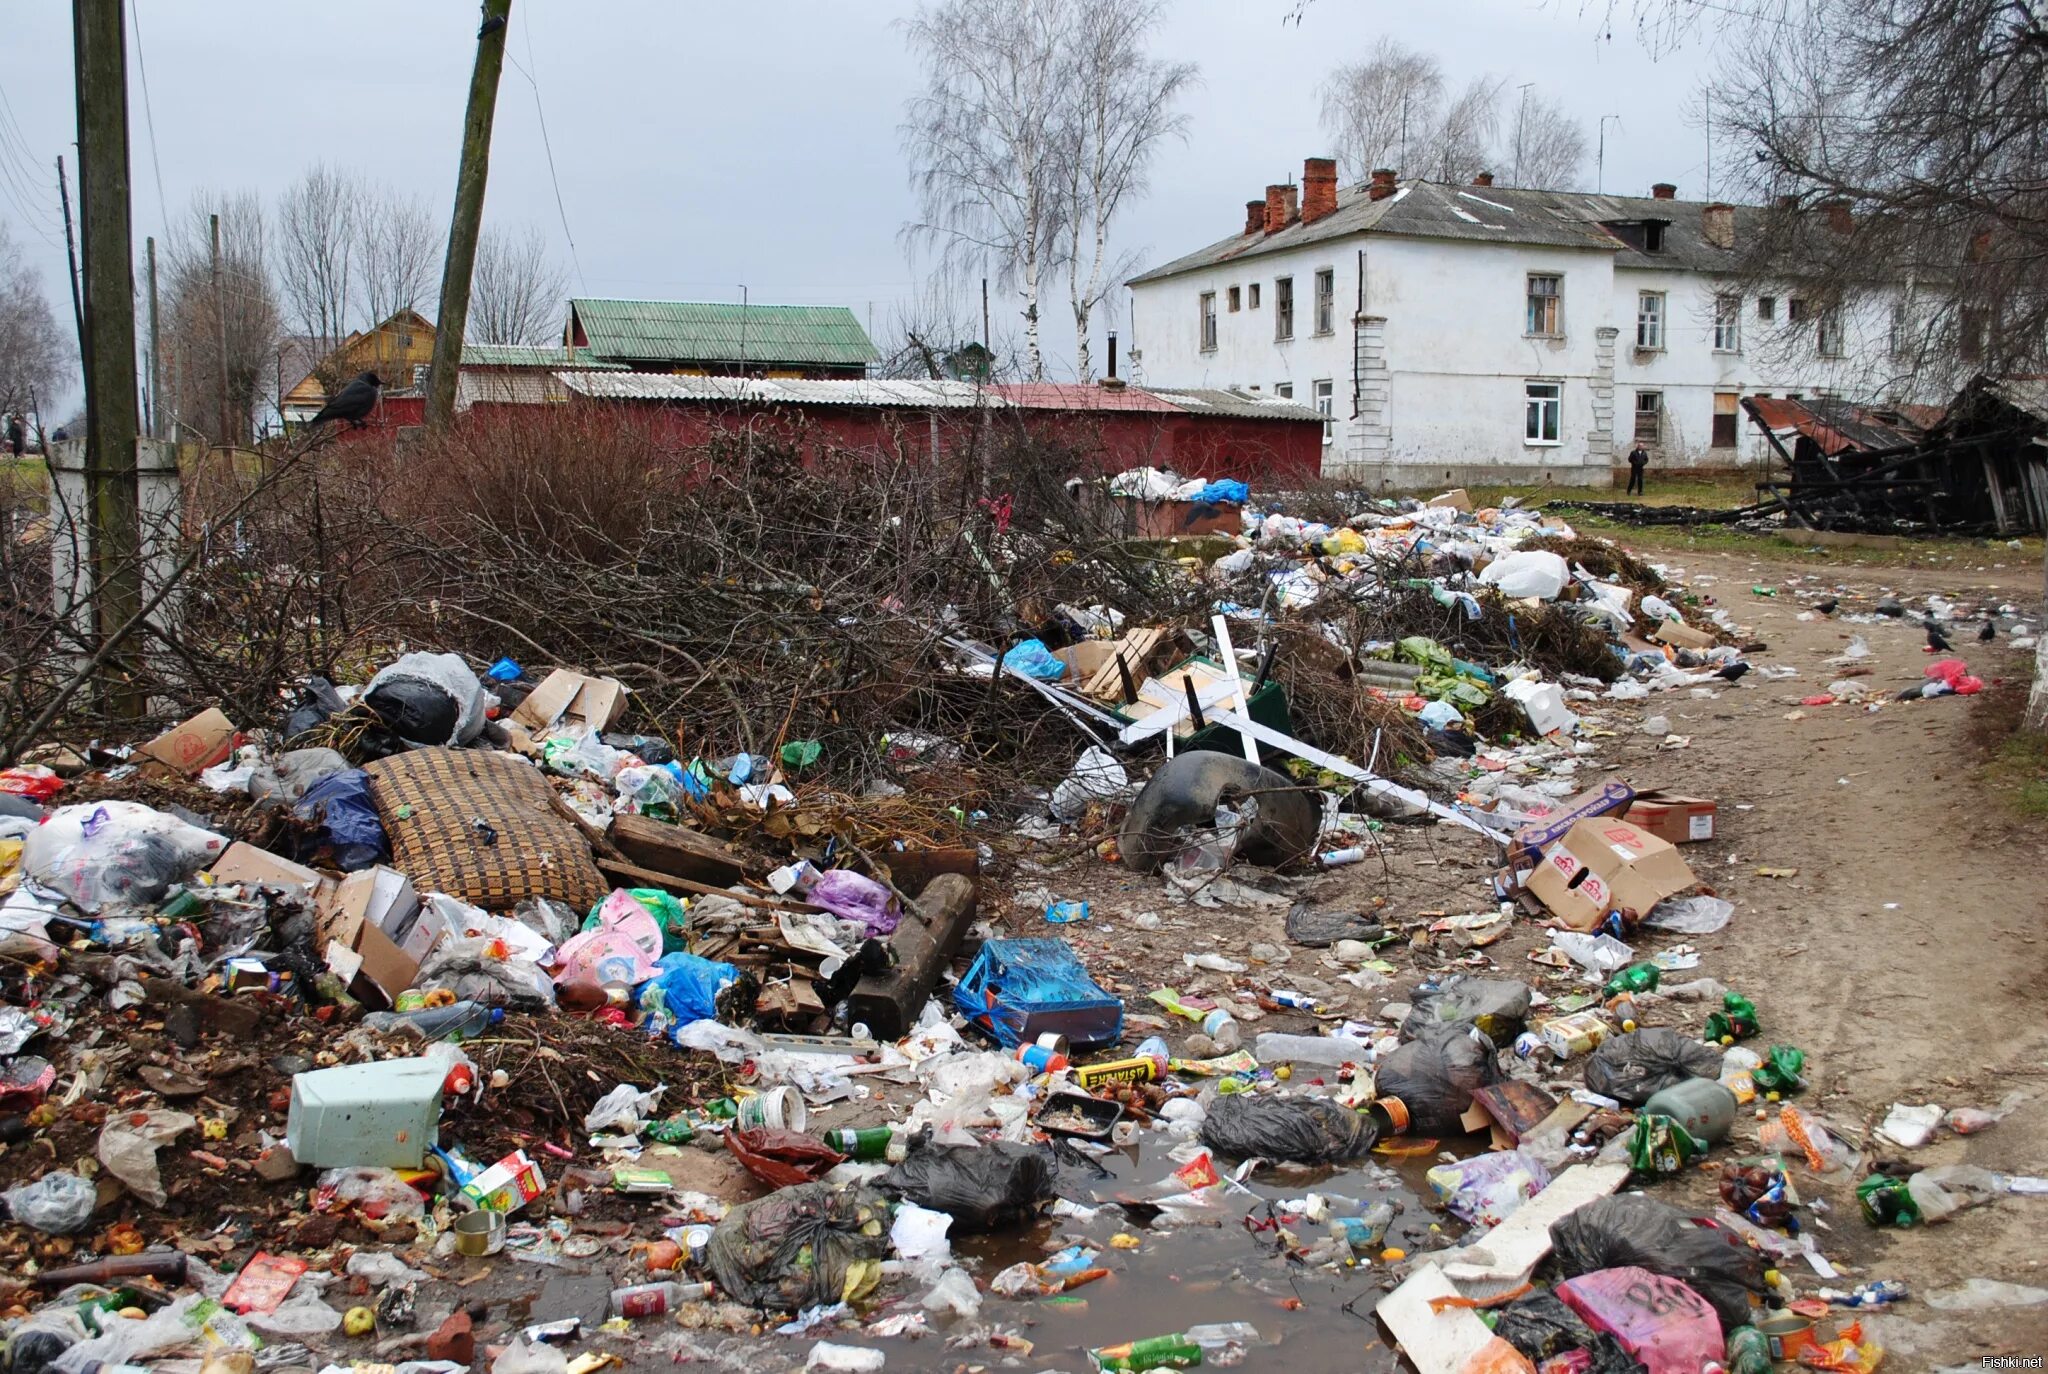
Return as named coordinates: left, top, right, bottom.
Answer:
left=585, top=1082, right=665, bottom=1135
left=888, top=1202, right=953, bottom=1263
left=24, top=802, right=226, bottom=912
left=97, top=1109, right=196, bottom=1207
left=1049, top=746, right=1130, bottom=822
left=3, top=1170, right=97, bottom=1233
left=1478, top=549, right=1569, bottom=600
left=248, top=1292, right=345, bottom=1336
left=919, top=1266, right=982, bottom=1321
left=493, top=1340, right=571, bottom=1374
left=364, top=651, right=489, bottom=747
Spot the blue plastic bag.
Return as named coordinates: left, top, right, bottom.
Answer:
left=1001, top=639, right=1067, bottom=681
left=1192, top=478, right=1249, bottom=504
left=486, top=657, right=524, bottom=682
left=954, top=938, right=1121, bottom=1049
left=651, top=951, right=743, bottom=1023
left=292, top=769, right=386, bottom=871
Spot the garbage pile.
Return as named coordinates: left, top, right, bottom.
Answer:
left=0, top=477, right=2024, bottom=1372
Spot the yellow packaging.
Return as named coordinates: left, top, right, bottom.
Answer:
left=1538, top=1011, right=1607, bottom=1059
left=1072, top=1056, right=1160, bottom=1089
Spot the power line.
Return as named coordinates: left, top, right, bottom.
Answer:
left=129, top=0, right=170, bottom=226
left=507, top=12, right=584, bottom=290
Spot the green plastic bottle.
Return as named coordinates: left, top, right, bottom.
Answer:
left=1705, top=992, right=1759, bottom=1044
left=1089, top=1333, right=1204, bottom=1371
left=1604, top=962, right=1661, bottom=996
left=1726, top=1325, right=1772, bottom=1374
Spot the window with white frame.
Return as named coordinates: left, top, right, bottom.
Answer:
left=1526, top=274, right=1561, bottom=336
left=1314, top=269, right=1335, bottom=334
left=1713, top=294, right=1741, bottom=351
left=1636, top=291, right=1666, bottom=349
left=1634, top=390, right=1662, bottom=444
left=1816, top=306, right=1844, bottom=357
left=1313, top=379, right=1334, bottom=444
left=1274, top=382, right=1293, bottom=399
left=1275, top=276, right=1295, bottom=340
left=1199, top=292, right=1216, bottom=351
left=1525, top=381, right=1561, bottom=444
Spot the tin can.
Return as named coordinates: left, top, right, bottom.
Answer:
left=1320, top=846, right=1367, bottom=868
left=1016, top=1043, right=1069, bottom=1074
left=1368, top=1096, right=1411, bottom=1136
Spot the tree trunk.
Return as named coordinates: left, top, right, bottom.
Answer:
left=1073, top=298, right=1091, bottom=382
left=1022, top=256, right=1044, bottom=381
left=2029, top=543, right=2048, bottom=731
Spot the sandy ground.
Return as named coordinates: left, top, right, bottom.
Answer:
left=1003, top=542, right=2048, bottom=1370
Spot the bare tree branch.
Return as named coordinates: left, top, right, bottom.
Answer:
left=470, top=225, right=568, bottom=345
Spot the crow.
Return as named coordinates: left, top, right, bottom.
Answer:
left=1925, top=619, right=1952, bottom=653
left=1714, top=662, right=1751, bottom=682
left=1980, top=619, right=1997, bottom=643
left=1814, top=597, right=1838, bottom=616
left=307, top=371, right=382, bottom=428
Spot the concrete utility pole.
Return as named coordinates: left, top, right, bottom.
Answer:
left=72, top=0, right=144, bottom=714
left=145, top=235, right=160, bottom=439
left=425, top=0, right=513, bottom=430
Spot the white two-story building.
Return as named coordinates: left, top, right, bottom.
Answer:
left=1126, top=159, right=1923, bottom=488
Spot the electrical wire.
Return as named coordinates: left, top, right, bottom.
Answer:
left=129, top=0, right=171, bottom=227
left=508, top=11, right=585, bottom=290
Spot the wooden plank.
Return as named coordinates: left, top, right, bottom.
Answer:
left=610, top=815, right=753, bottom=884
left=594, top=857, right=824, bottom=915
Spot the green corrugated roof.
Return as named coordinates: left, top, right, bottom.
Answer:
left=462, top=343, right=624, bottom=369
left=569, top=298, right=878, bottom=367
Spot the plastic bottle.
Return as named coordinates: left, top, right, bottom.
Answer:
left=609, top=1280, right=712, bottom=1319
left=1091, top=1334, right=1204, bottom=1372
left=1252, top=1030, right=1372, bottom=1067
left=821, top=1127, right=896, bottom=1161
left=1725, top=1325, right=1772, bottom=1374
left=1332, top=1199, right=1398, bottom=1252
left=361, top=1001, right=504, bottom=1041
left=1187, top=1322, right=1260, bottom=1364
left=1603, top=963, right=1661, bottom=996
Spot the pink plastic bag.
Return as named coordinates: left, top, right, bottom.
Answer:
left=1556, top=1267, right=1722, bottom=1374
left=553, top=890, right=663, bottom=988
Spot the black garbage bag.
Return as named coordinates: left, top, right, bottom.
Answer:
left=1401, top=975, right=1532, bottom=1047
left=1494, top=1291, right=1598, bottom=1362
left=703, top=1182, right=894, bottom=1312
left=1550, top=1193, right=1767, bottom=1331
left=1120, top=751, right=1319, bottom=874
left=1199, top=1094, right=1377, bottom=1163
left=1373, top=1021, right=1504, bottom=1137
left=1583, top=1028, right=1723, bottom=1106
left=282, top=675, right=346, bottom=742
left=878, top=1139, right=1055, bottom=1232
left=1283, top=903, right=1385, bottom=948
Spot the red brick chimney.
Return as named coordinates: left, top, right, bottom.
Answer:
left=1263, top=184, right=1287, bottom=234
left=1701, top=202, right=1735, bottom=250
left=1472, top=171, right=1494, bottom=187
left=1245, top=200, right=1264, bottom=235
left=1302, top=157, right=1339, bottom=223
left=1651, top=182, right=1677, bottom=200
left=1823, top=199, right=1853, bottom=234
left=1368, top=168, right=1398, bottom=201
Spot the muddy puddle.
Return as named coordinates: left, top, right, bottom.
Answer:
left=833, top=1136, right=1468, bottom=1371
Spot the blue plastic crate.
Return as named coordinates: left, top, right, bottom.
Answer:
left=953, top=937, right=1122, bottom=1050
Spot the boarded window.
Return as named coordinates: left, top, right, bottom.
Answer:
left=1712, top=392, right=1739, bottom=448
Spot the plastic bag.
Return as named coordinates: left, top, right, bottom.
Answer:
left=1401, top=975, right=1531, bottom=1047
left=1550, top=1193, right=1766, bottom=1330
left=98, top=1109, right=196, bottom=1207
left=1372, top=1021, right=1505, bottom=1137
left=649, top=950, right=752, bottom=1024
left=1557, top=1266, right=1724, bottom=1374
left=24, top=802, right=226, bottom=912
left=249, top=746, right=350, bottom=805
left=556, top=890, right=665, bottom=987
left=703, top=1182, right=894, bottom=1312
left=920, top=1266, right=983, bottom=1321
left=1584, top=1029, right=1724, bottom=1106
left=1001, top=639, right=1068, bottom=680
left=1198, top=1094, right=1377, bottom=1164
left=1802, top=1320, right=1884, bottom=1373
left=1907, top=1163, right=2006, bottom=1223
left=1427, top=1149, right=1550, bottom=1227
left=614, top=763, right=684, bottom=815
left=1479, top=549, right=1569, bottom=600
left=292, top=768, right=386, bottom=871
left=0, top=765, right=64, bottom=801
left=282, top=675, right=347, bottom=741
left=364, top=651, right=488, bottom=748
left=247, top=1292, right=344, bottom=1336
left=584, top=886, right=690, bottom=954
left=414, top=937, right=556, bottom=1011
left=807, top=870, right=901, bottom=937
left=50, top=1292, right=256, bottom=1372
left=879, top=1139, right=1056, bottom=1232
left=1493, top=1291, right=1599, bottom=1363
left=494, top=1339, right=571, bottom=1374
left=726, top=1127, right=845, bottom=1189
left=1050, top=746, right=1130, bottom=822
left=315, top=1167, right=426, bottom=1222
left=3, top=1170, right=97, bottom=1233
left=585, top=1083, right=664, bottom=1136
left=1644, top=895, right=1735, bottom=934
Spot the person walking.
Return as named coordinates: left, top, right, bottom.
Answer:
left=1626, top=442, right=1649, bottom=496
left=5, top=413, right=23, bottom=459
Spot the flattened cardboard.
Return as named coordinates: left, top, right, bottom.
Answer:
left=509, top=669, right=628, bottom=736
left=1507, top=781, right=1637, bottom=871
left=137, top=708, right=236, bottom=778
left=208, top=842, right=332, bottom=899
left=1625, top=791, right=1718, bottom=844
left=1652, top=618, right=1716, bottom=650
left=1468, top=1081, right=1560, bottom=1148
left=1427, top=488, right=1473, bottom=512
left=1524, top=817, right=1696, bottom=931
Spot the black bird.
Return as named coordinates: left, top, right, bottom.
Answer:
left=1925, top=619, right=1952, bottom=653
left=1980, top=619, right=1997, bottom=643
left=307, top=371, right=382, bottom=428
left=1714, top=661, right=1751, bottom=682
left=478, top=13, right=507, bottom=39
left=1815, top=597, right=1838, bottom=616
left=1875, top=596, right=1905, bottom=618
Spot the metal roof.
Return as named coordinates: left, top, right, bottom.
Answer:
left=1745, top=394, right=1929, bottom=456
left=556, top=372, right=1005, bottom=409
left=1127, top=180, right=1774, bottom=284
left=457, top=369, right=571, bottom=409
left=991, top=382, right=1182, bottom=413
left=569, top=298, right=879, bottom=367
left=462, top=343, right=623, bottom=369
left=1982, top=376, right=2048, bottom=424
left=1144, top=387, right=1327, bottom=422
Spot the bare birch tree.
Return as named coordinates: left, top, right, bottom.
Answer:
left=1319, top=39, right=1445, bottom=180
left=162, top=191, right=280, bottom=446
left=1415, top=76, right=1508, bottom=183
left=275, top=165, right=365, bottom=366
left=0, top=223, right=70, bottom=421
left=469, top=225, right=568, bottom=346
left=1057, top=1, right=1195, bottom=380
left=1506, top=90, right=1589, bottom=189
left=358, top=189, right=442, bottom=326
left=902, top=0, right=1074, bottom=380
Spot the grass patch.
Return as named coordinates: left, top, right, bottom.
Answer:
left=1967, top=679, right=2048, bottom=821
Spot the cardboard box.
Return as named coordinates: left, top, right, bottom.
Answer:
left=510, top=669, right=629, bottom=736
left=1523, top=818, right=1697, bottom=932
left=323, top=866, right=442, bottom=962
left=1427, top=487, right=1473, bottom=512
left=1625, top=791, right=1717, bottom=844
left=1651, top=618, right=1716, bottom=651
left=208, top=842, right=332, bottom=899
left=1507, top=781, right=1636, bottom=873
left=322, top=910, right=419, bottom=1010
left=392, top=896, right=447, bottom=964
left=137, top=708, right=236, bottom=778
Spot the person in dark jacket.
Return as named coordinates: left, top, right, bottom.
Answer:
left=5, top=414, right=23, bottom=458
left=1626, top=443, right=1649, bottom=495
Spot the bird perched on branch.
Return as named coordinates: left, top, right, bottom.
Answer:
left=1814, top=597, right=1838, bottom=616
left=1925, top=618, right=1952, bottom=653
left=306, top=371, right=382, bottom=428
left=1980, top=619, right=1997, bottom=643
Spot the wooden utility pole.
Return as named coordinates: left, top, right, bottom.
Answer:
left=210, top=212, right=228, bottom=446
left=145, top=235, right=160, bottom=439
left=424, top=0, right=513, bottom=430
left=72, top=0, right=144, bottom=714
left=56, top=157, right=83, bottom=351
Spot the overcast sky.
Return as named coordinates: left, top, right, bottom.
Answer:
left=3, top=0, right=1724, bottom=403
